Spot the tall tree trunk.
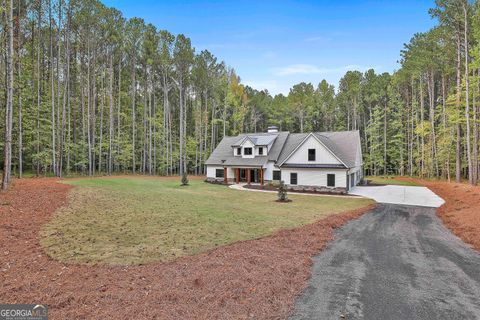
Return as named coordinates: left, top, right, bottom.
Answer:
left=98, top=70, right=105, bottom=173
left=55, top=0, right=62, bottom=176
left=2, top=0, right=14, bottom=189
left=148, top=72, right=153, bottom=175
left=87, top=39, right=92, bottom=176
left=36, top=0, right=42, bottom=176
left=117, top=59, right=122, bottom=171
left=17, top=0, right=23, bottom=178
left=455, top=31, right=462, bottom=183
left=419, top=77, right=425, bottom=178
left=464, top=4, right=473, bottom=184
left=383, top=101, right=387, bottom=175
left=442, top=74, right=451, bottom=182
left=49, top=0, right=56, bottom=176
left=427, top=70, right=439, bottom=177
left=473, top=69, right=478, bottom=184
left=108, top=54, right=114, bottom=174
left=179, top=81, right=184, bottom=175
left=131, top=55, right=136, bottom=173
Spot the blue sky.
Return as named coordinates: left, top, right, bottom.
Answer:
left=102, top=0, right=437, bottom=95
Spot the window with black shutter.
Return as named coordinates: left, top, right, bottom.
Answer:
left=327, top=174, right=335, bottom=187
left=308, top=149, right=316, bottom=161
left=290, top=173, right=298, bottom=185
left=216, top=169, right=224, bottom=178
left=273, top=170, right=281, bottom=180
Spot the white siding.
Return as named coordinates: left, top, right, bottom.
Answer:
left=284, top=135, right=342, bottom=165
left=255, top=146, right=267, bottom=156
left=206, top=166, right=234, bottom=179
left=233, top=146, right=242, bottom=157
left=241, top=140, right=255, bottom=159
left=281, top=168, right=347, bottom=188
left=207, top=166, right=222, bottom=178
left=264, top=161, right=275, bottom=180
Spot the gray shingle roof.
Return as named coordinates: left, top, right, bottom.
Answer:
left=206, top=130, right=361, bottom=168
left=314, top=131, right=361, bottom=168
left=232, top=133, right=279, bottom=146
left=281, top=163, right=346, bottom=168
left=276, top=133, right=309, bottom=164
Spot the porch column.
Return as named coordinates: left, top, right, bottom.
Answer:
left=235, top=168, right=240, bottom=184
left=246, top=169, right=251, bottom=185
left=224, top=167, right=227, bottom=184
left=260, top=168, right=264, bottom=185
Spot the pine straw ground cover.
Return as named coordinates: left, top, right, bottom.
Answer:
left=1, top=178, right=374, bottom=319
left=401, top=177, right=480, bottom=252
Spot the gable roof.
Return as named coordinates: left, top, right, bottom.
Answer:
left=205, top=130, right=362, bottom=168
left=277, top=132, right=347, bottom=167
left=314, top=131, right=362, bottom=168
left=232, top=133, right=279, bottom=147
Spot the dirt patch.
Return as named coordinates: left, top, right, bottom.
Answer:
left=400, top=177, right=480, bottom=251
left=0, top=178, right=374, bottom=319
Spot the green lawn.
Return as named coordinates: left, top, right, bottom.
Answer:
left=40, top=177, right=373, bottom=265
left=365, top=175, right=419, bottom=186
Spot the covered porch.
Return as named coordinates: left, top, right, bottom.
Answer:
left=223, top=167, right=265, bottom=185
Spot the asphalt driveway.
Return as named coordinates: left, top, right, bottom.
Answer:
left=290, top=204, right=480, bottom=320
left=349, top=185, right=445, bottom=207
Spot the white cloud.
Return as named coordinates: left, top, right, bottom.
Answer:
left=272, top=64, right=377, bottom=76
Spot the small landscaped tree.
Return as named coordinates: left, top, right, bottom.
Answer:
left=277, top=180, right=289, bottom=202
left=181, top=171, right=189, bottom=186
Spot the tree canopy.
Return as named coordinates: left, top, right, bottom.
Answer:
left=1, top=0, right=480, bottom=188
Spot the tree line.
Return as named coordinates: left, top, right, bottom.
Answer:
left=1, top=0, right=479, bottom=189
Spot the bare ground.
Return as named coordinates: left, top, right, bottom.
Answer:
left=0, top=178, right=374, bottom=319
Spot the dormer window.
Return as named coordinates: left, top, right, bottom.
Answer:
left=258, top=147, right=263, bottom=155
left=244, top=147, right=253, bottom=155
left=308, top=149, right=316, bottom=161
left=237, top=147, right=242, bottom=155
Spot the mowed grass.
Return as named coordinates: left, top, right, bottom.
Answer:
left=40, top=177, right=373, bottom=265
left=366, top=175, right=419, bottom=186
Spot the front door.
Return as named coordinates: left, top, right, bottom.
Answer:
left=240, top=169, right=246, bottom=182
left=250, top=169, right=257, bottom=183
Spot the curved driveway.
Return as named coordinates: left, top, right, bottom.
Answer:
left=290, top=204, right=480, bottom=320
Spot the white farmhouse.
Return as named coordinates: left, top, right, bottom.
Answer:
left=205, top=126, right=363, bottom=193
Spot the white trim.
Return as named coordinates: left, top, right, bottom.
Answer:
left=278, top=133, right=348, bottom=168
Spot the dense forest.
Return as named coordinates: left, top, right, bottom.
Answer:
left=1, top=0, right=479, bottom=189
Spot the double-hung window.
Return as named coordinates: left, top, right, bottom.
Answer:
left=327, top=174, right=335, bottom=187
left=290, top=173, right=298, bottom=185
left=273, top=170, right=281, bottom=180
